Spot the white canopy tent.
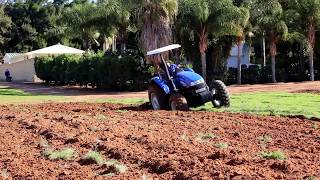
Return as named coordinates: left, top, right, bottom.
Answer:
left=3, top=44, right=85, bottom=64
left=25, top=44, right=85, bottom=59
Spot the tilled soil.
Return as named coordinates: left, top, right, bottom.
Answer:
left=0, top=103, right=319, bottom=179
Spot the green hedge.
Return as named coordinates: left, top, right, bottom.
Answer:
left=227, top=65, right=273, bottom=85
left=34, top=52, right=152, bottom=91
left=226, top=64, right=315, bottom=85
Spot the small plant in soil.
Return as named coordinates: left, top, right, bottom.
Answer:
left=106, top=159, right=127, bottom=173
left=179, top=132, right=189, bottom=142
left=88, top=126, right=101, bottom=132
left=259, top=150, right=286, bottom=160
left=234, top=120, right=242, bottom=126
left=115, top=110, right=127, bottom=113
left=39, top=138, right=51, bottom=149
left=39, top=138, right=76, bottom=161
left=46, top=148, right=76, bottom=160
left=95, top=114, right=107, bottom=121
left=83, top=151, right=105, bottom=165
left=214, top=142, right=229, bottom=149
left=99, top=159, right=127, bottom=176
left=312, top=123, right=318, bottom=130
left=141, top=174, right=149, bottom=180
left=21, top=108, right=29, bottom=113
left=258, top=135, right=272, bottom=148
left=307, top=176, right=317, bottom=180
left=195, top=133, right=217, bottom=143
left=1, top=169, right=10, bottom=179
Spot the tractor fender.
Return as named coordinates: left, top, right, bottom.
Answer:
left=150, top=77, right=171, bottom=95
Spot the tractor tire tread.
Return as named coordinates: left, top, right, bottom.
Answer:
left=148, top=84, right=168, bottom=110
left=212, top=80, right=230, bottom=108
left=169, top=93, right=189, bottom=111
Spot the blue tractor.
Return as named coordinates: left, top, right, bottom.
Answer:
left=147, top=44, right=230, bottom=111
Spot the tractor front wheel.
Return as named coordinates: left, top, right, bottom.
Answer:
left=148, top=84, right=168, bottom=110
left=169, top=93, right=189, bottom=111
left=210, top=80, right=230, bottom=108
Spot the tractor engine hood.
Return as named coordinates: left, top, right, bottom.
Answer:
left=176, top=71, right=205, bottom=87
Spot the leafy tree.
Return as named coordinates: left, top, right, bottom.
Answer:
left=234, top=6, right=250, bottom=84
left=4, top=1, right=58, bottom=52
left=289, top=0, right=320, bottom=81
left=95, top=0, right=135, bottom=53
left=62, top=2, right=98, bottom=50
left=177, top=0, right=249, bottom=80
left=0, top=4, right=11, bottom=54
left=248, top=0, right=288, bottom=83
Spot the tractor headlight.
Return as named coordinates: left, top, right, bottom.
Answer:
left=190, top=79, right=205, bottom=86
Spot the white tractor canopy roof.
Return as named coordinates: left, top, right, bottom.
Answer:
left=147, top=44, right=181, bottom=56
left=26, top=44, right=85, bottom=56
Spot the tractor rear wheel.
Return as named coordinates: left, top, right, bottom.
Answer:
left=148, top=84, right=168, bottom=110
left=210, top=80, right=230, bottom=108
left=169, top=93, right=189, bottom=111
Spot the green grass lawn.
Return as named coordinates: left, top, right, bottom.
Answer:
left=0, top=86, right=319, bottom=118
left=0, top=86, right=146, bottom=105
left=196, top=92, right=320, bottom=119
left=0, top=86, right=72, bottom=104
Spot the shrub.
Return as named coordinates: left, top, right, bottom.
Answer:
left=34, top=52, right=151, bottom=91
left=227, top=65, right=273, bottom=85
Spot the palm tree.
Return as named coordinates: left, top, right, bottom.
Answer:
left=61, top=2, right=98, bottom=50
left=177, top=0, right=249, bottom=80
left=135, top=0, right=178, bottom=64
left=248, top=0, right=288, bottom=83
left=234, top=7, right=250, bottom=85
left=95, top=0, right=134, bottom=53
left=289, top=0, right=320, bottom=81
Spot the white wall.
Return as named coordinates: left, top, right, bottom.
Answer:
left=227, top=43, right=251, bottom=68
left=0, top=59, right=41, bottom=82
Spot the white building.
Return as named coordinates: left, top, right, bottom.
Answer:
left=227, top=42, right=252, bottom=68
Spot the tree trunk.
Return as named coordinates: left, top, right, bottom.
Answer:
left=309, top=48, right=315, bottom=81
left=271, top=55, right=276, bottom=83
left=270, top=31, right=277, bottom=83
left=121, top=43, right=126, bottom=54
left=308, top=22, right=316, bottom=81
left=82, top=41, right=88, bottom=50
left=112, top=35, right=117, bottom=52
left=199, top=26, right=208, bottom=81
left=236, top=37, right=242, bottom=85
left=262, top=32, right=266, bottom=66
left=201, top=52, right=206, bottom=81
left=237, top=45, right=242, bottom=84
left=88, top=39, right=92, bottom=50
left=299, top=42, right=305, bottom=75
